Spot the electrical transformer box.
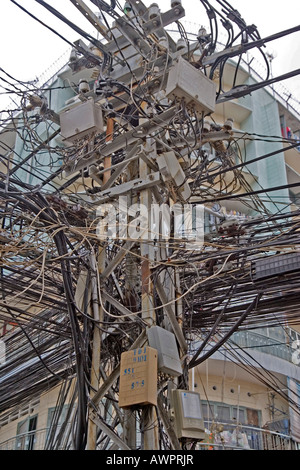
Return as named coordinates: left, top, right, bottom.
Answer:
left=59, top=99, right=104, bottom=142
left=147, top=326, right=182, bottom=377
left=119, top=346, right=157, bottom=409
left=166, top=56, right=216, bottom=116
left=170, top=389, right=205, bottom=440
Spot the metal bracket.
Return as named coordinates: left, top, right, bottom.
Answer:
left=115, top=17, right=152, bottom=59
left=91, top=172, right=161, bottom=203
left=69, top=0, right=111, bottom=41
left=142, top=5, right=186, bottom=36
left=90, top=413, right=131, bottom=450
left=64, top=107, right=176, bottom=176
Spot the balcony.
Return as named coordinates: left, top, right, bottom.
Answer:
left=0, top=428, right=49, bottom=451
left=232, top=329, right=297, bottom=365
left=0, top=426, right=75, bottom=450
left=199, top=421, right=300, bottom=451
left=0, top=423, right=298, bottom=451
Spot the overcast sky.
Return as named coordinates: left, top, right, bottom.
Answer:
left=1, top=0, right=300, bottom=110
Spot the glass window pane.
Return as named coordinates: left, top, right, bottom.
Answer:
left=201, top=402, right=210, bottom=420
left=233, top=407, right=246, bottom=424
left=216, top=405, right=230, bottom=421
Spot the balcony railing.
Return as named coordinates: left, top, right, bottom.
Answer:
left=0, top=428, right=49, bottom=451
left=232, top=330, right=296, bottom=364
left=199, top=421, right=299, bottom=451
left=0, top=423, right=299, bottom=451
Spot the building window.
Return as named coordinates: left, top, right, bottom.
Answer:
left=15, top=415, right=37, bottom=450
left=216, top=405, right=231, bottom=422
left=233, top=407, right=246, bottom=424
left=280, top=115, right=287, bottom=138
left=202, top=400, right=261, bottom=427
left=45, top=405, right=69, bottom=449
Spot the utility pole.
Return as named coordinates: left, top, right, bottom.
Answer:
left=3, top=0, right=300, bottom=454
left=139, top=146, right=159, bottom=450
left=86, top=249, right=105, bottom=450
left=57, top=0, right=224, bottom=451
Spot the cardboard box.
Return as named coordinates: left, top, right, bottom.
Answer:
left=119, top=346, right=157, bottom=409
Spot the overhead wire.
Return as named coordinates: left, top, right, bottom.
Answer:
left=1, top=0, right=300, bottom=450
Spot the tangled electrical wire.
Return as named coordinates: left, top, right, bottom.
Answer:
left=0, top=0, right=300, bottom=451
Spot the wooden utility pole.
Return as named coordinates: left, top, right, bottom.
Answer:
left=122, top=158, right=139, bottom=449
left=139, top=147, right=159, bottom=450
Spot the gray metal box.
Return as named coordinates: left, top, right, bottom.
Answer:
left=170, top=389, right=205, bottom=440
left=166, top=56, right=216, bottom=115
left=60, top=99, right=104, bottom=142
left=147, top=326, right=182, bottom=377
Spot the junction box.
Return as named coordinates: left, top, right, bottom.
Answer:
left=147, top=325, right=182, bottom=377
left=170, top=389, right=205, bottom=440
left=166, top=56, right=216, bottom=116
left=119, top=346, right=157, bottom=409
left=59, top=98, right=104, bottom=142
